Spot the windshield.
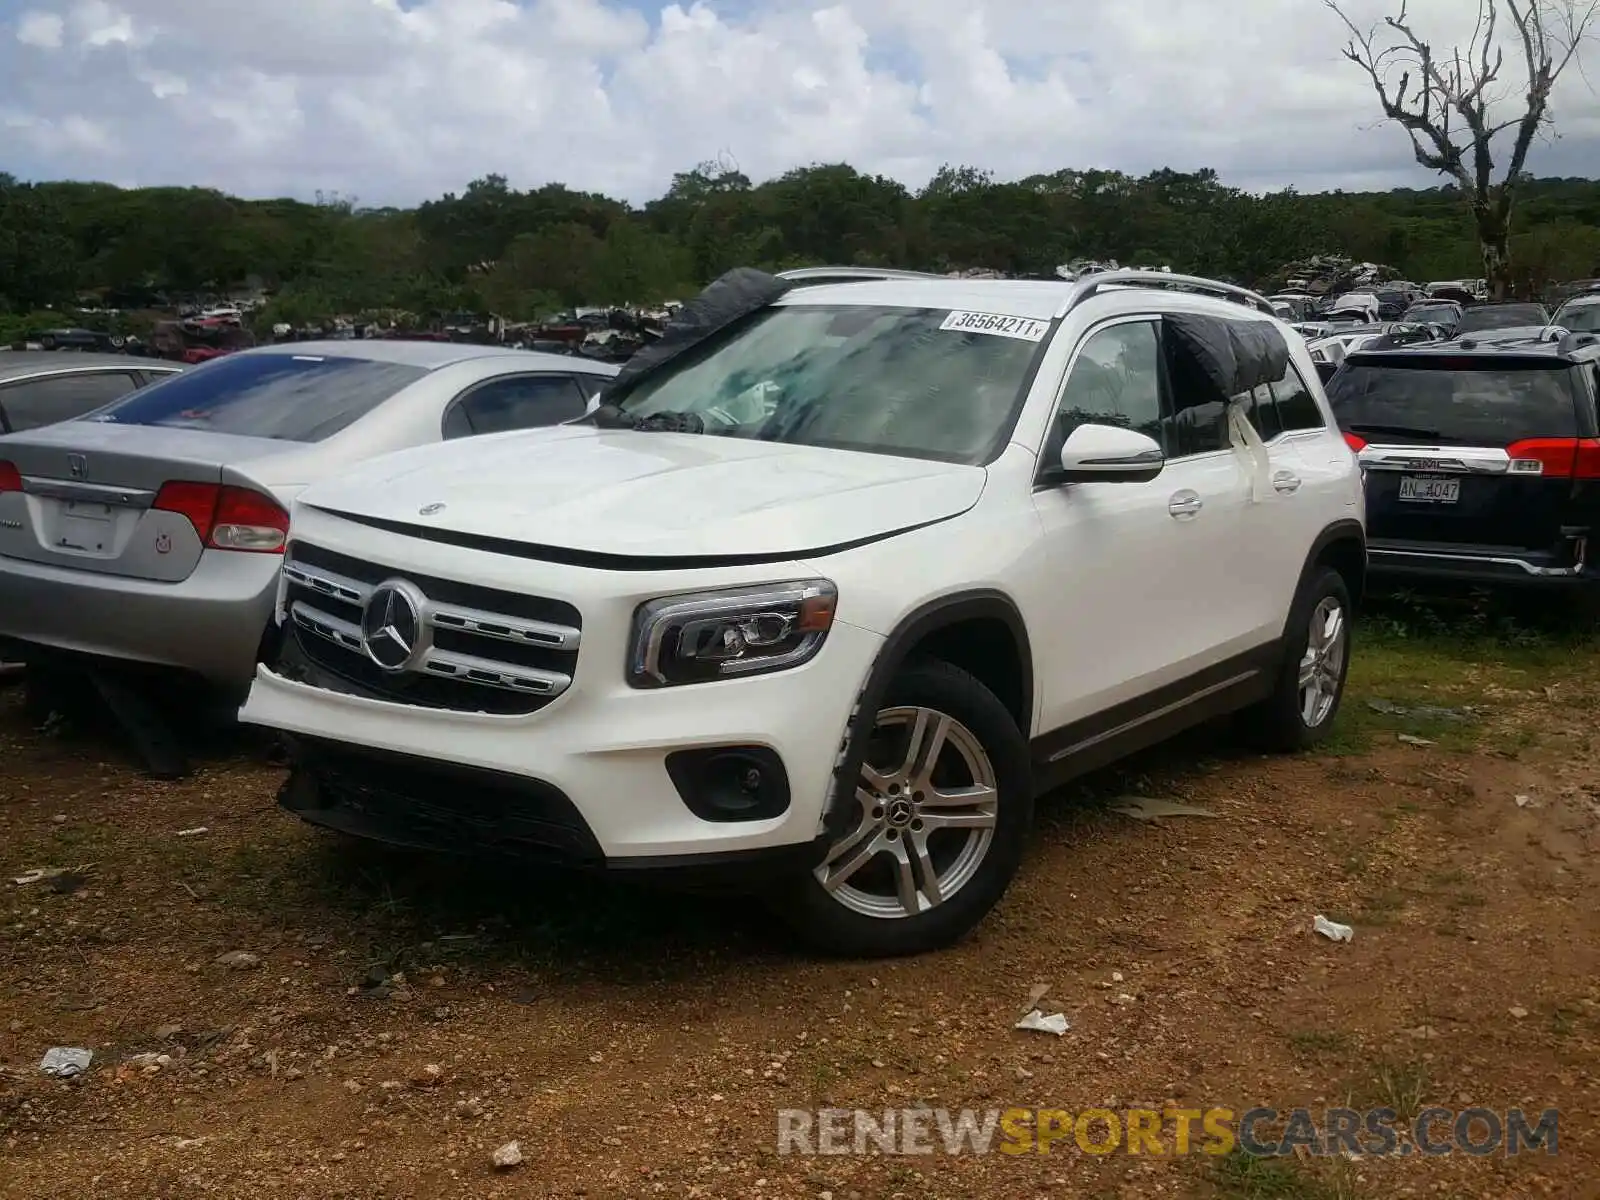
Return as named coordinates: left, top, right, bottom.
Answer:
left=1553, top=302, right=1600, bottom=333
left=615, top=304, right=1049, bottom=464
left=1327, top=357, right=1578, bottom=444
left=87, top=352, right=427, bottom=442
left=1457, top=305, right=1549, bottom=332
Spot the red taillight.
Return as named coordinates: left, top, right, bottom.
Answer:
left=1505, top=437, right=1600, bottom=479
left=152, top=482, right=288, bottom=553
left=1343, top=432, right=1367, bottom=452
left=0, top=460, right=21, bottom=493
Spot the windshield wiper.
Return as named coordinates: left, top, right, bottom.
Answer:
left=1347, top=422, right=1443, bottom=440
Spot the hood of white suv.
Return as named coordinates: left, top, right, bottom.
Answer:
left=298, top=425, right=987, bottom=560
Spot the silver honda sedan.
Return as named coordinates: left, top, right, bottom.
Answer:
left=0, top=340, right=617, bottom=702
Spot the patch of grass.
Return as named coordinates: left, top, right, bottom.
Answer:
left=1324, top=612, right=1600, bottom=756
left=1206, top=1149, right=1361, bottom=1200
left=1348, top=1057, right=1431, bottom=1123
left=1355, top=889, right=1407, bottom=927
left=1286, top=1030, right=1350, bottom=1057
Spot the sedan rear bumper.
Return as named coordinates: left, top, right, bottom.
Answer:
left=0, top=549, right=280, bottom=695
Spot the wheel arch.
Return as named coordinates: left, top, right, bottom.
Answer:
left=1295, top=519, right=1367, bottom=623
left=824, top=590, right=1033, bottom=838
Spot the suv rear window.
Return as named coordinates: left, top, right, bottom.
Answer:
left=1456, top=305, right=1549, bottom=333
left=1326, top=356, right=1579, bottom=445
left=87, top=353, right=427, bottom=442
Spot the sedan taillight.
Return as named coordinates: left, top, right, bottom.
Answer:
left=152, top=482, right=289, bottom=553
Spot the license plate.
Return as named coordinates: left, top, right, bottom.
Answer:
left=1397, top=474, right=1460, bottom=503
left=57, top=500, right=114, bottom=553
left=64, top=500, right=112, bottom=522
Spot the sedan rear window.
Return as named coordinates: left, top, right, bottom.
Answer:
left=87, top=353, right=427, bottom=442
left=1326, top=357, right=1579, bottom=445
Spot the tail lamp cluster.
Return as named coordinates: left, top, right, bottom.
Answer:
left=1341, top=434, right=1600, bottom=479
left=0, top=462, right=288, bottom=554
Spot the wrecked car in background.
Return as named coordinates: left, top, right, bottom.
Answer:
left=0, top=343, right=619, bottom=777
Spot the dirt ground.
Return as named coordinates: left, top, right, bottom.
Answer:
left=2, top=619, right=1598, bottom=1199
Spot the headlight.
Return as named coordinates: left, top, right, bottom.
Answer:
left=627, top=580, right=838, bottom=688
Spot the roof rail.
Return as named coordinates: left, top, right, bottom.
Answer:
left=776, top=266, right=950, bottom=286
left=1558, top=330, right=1599, bottom=355
left=1055, top=270, right=1277, bottom=318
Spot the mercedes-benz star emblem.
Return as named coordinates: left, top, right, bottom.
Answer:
left=360, top=580, right=427, bottom=672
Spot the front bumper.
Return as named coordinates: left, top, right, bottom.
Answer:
left=1367, top=540, right=1600, bottom=590
left=239, top=616, right=882, bottom=863
left=276, top=736, right=831, bottom=884
left=0, top=549, right=280, bottom=692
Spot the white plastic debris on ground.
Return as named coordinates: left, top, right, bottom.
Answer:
left=39, top=1047, right=93, bottom=1077
left=1015, top=1010, right=1070, bottom=1035
left=1313, top=915, right=1354, bottom=943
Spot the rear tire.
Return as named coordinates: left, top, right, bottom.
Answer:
left=1240, top=566, right=1352, bottom=752
left=776, top=658, right=1033, bottom=957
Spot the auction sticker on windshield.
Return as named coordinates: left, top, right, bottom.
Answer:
left=940, top=311, right=1052, bottom=342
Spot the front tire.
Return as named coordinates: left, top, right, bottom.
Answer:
left=1241, top=565, right=1352, bottom=752
left=777, top=658, right=1033, bottom=957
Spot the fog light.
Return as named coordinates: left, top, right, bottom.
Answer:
left=665, top=746, right=790, bottom=823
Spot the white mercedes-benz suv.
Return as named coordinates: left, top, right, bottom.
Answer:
left=239, top=268, right=1366, bottom=956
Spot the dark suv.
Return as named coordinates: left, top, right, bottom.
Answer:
left=1327, top=332, right=1600, bottom=588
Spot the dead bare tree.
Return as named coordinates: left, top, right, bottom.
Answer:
left=1328, top=0, right=1597, bottom=298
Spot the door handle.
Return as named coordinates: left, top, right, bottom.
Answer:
left=1273, top=471, right=1303, bottom=494
left=1168, top=490, right=1203, bottom=519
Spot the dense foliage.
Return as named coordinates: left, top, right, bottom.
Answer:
left=4, top=164, right=1599, bottom=334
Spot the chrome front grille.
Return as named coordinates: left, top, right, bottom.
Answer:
left=279, top=541, right=582, bottom=716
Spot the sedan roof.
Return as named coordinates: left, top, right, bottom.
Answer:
left=0, top=351, right=182, bottom=383
left=233, top=339, right=618, bottom=374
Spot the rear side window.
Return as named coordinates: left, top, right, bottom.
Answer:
left=0, top=371, right=143, bottom=432
left=1272, top=365, right=1325, bottom=431
left=89, top=353, right=426, bottom=442
left=449, top=375, right=588, bottom=437
left=1327, top=357, right=1579, bottom=445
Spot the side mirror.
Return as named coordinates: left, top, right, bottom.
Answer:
left=1058, top=423, right=1165, bottom=483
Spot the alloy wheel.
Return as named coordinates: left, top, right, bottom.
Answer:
left=1297, top=596, right=1347, bottom=728
left=815, top=705, right=998, bottom=920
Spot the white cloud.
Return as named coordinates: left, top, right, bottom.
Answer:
left=14, top=11, right=64, bottom=48
left=1, top=0, right=1595, bottom=203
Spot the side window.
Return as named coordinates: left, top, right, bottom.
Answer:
left=1272, top=363, right=1326, bottom=431
left=1162, top=333, right=1229, bottom=456
left=574, top=373, right=608, bottom=403
left=1246, top=382, right=1283, bottom=440
left=0, top=372, right=142, bottom=433
left=1046, top=321, right=1163, bottom=463
left=448, top=375, right=588, bottom=437
left=441, top=403, right=474, bottom=440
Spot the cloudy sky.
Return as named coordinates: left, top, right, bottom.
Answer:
left=2, top=0, right=1597, bottom=205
